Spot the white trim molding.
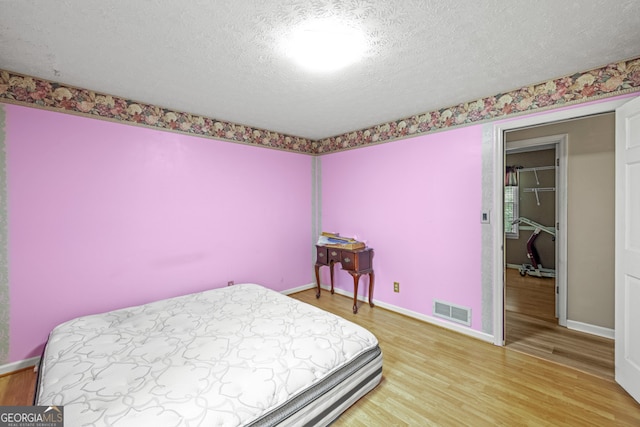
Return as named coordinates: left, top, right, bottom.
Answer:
left=489, top=95, right=636, bottom=346
left=281, top=283, right=316, bottom=295
left=322, top=285, right=494, bottom=344
left=0, top=356, right=40, bottom=376
left=566, top=320, right=615, bottom=340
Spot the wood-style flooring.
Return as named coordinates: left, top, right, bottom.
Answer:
left=1, top=287, right=638, bottom=425
left=505, top=268, right=614, bottom=381
left=291, top=289, right=639, bottom=426
left=0, top=366, right=36, bottom=405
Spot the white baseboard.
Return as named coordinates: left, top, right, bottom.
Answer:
left=282, top=283, right=316, bottom=295
left=0, top=356, right=40, bottom=376
left=318, top=284, right=494, bottom=344
left=566, top=320, right=614, bottom=340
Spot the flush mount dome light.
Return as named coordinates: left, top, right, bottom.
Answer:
left=283, top=18, right=367, bottom=73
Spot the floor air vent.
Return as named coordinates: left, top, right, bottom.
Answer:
left=433, top=300, right=471, bottom=326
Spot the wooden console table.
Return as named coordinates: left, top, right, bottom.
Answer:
left=314, top=245, right=375, bottom=314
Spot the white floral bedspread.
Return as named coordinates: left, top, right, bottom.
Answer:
left=36, top=284, right=379, bottom=426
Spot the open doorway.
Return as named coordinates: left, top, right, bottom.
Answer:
left=501, top=113, right=615, bottom=380
left=504, top=142, right=558, bottom=318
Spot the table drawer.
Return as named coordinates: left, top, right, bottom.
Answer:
left=316, top=246, right=329, bottom=265
left=341, top=249, right=372, bottom=271
left=341, top=251, right=355, bottom=270
left=328, top=248, right=341, bottom=262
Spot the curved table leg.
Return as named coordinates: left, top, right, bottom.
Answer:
left=368, top=271, right=375, bottom=307
left=314, top=264, right=321, bottom=298
left=330, top=262, right=335, bottom=294
left=351, top=273, right=360, bottom=314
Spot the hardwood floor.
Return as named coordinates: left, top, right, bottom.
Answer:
left=0, top=367, right=36, bottom=405
left=505, top=267, right=556, bottom=322
left=290, top=289, right=639, bottom=426
left=505, top=268, right=615, bottom=381
left=2, top=288, right=638, bottom=425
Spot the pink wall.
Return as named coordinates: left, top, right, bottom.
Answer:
left=5, top=105, right=312, bottom=361
left=320, top=127, right=483, bottom=329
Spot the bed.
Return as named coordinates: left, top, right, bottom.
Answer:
left=35, top=283, right=382, bottom=426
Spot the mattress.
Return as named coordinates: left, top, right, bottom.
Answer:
left=35, top=283, right=382, bottom=426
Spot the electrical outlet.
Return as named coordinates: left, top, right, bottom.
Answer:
left=227, top=281, right=234, bottom=286
left=393, top=282, right=400, bottom=293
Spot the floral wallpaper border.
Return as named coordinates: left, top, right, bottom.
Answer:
left=314, top=57, right=640, bottom=153
left=0, top=71, right=315, bottom=154
left=1, top=56, right=640, bottom=156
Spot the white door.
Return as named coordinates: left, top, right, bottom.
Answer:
left=615, top=96, right=640, bottom=403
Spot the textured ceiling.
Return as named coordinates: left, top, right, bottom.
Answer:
left=1, top=0, right=640, bottom=140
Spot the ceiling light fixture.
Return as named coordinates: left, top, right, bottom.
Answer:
left=282, top=18, right=367, bottom=73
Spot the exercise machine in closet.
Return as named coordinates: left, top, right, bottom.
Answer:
left=509, top=165, right=556, bottom=278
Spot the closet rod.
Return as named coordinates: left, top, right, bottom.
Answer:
left=523, top=187, right=555, bottom=206
left=523, top=187, right=555, bottom=192
left=519, top=166, right=555, bottom=172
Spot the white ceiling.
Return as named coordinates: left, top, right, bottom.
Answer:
left=1, top=0, right=640, bottom=140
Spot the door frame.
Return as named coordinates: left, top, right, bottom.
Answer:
left=505, top=135, right=567, bottom=325
left=491, top=96, right=634, bottom=346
